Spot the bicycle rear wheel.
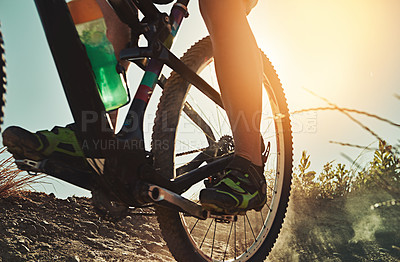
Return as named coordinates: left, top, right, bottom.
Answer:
left=0, top=24, right=6, bottom=130
left=152, top=37, right=293, bottom=261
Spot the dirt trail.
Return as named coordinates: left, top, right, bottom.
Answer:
left=0, top=191, right=399, bottom=261
left=0, top=192, right=174, bottom=261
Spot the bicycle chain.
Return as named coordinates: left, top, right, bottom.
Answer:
left=175, top=147, right=208, bottom=157
left=175, top=135, right=234, bottom=157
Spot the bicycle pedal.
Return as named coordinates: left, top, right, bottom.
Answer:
left=14, top=159, right=46, bottom=172
left=207, top=211, right=237, bottom=223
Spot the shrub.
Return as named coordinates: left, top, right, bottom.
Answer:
left=293, top=151, right=351, bottom=199
left=292, top=151, right=318, bottom=198
left=318, top=161, right=351, bottom=199
left=353, top=140, right=400, bottom=197
left=293, top=140, right=400, bottom=200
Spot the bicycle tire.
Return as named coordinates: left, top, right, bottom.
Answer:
left=0, top=24, right=6, bottom=130
left=152, top=36, right=293, bottom=261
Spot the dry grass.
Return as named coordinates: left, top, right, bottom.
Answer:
left=291, top=89, right=399, bottom=155
left=0, top=147, right=44, bottom=198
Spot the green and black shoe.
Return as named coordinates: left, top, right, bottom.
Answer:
left=2, top=125, right=87, bottom=170
left=200, top=155, right=267, bottom=214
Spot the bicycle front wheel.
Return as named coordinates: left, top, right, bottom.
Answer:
left=152, top=36, right=293, bottom=261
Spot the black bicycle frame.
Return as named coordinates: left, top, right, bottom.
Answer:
left=109, top=0, right=223, bottom=141
left=35, top=0, right=230, bottom=196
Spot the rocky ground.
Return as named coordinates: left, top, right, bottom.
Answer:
left=0, top=190, right=399, bottom=261
left=0, top=192, right=173, bottom=262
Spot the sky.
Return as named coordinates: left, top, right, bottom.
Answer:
left=0, top=0, right=399, bottom=198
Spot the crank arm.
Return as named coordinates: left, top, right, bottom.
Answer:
left=143, top=183, right=237, bottom=222
left=145, top=183, right=207, bottom=220
left=15, top=158, right=95, bottom=191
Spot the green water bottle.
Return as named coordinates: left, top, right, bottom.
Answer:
left=68, top=0, right=129, bottom=112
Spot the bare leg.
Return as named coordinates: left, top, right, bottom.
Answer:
left=96, top=0, right=130, bottom=69
left=199, top=0, right=263, bottom=166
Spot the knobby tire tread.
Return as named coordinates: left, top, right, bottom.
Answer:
left=152, top=36, right=293, bottom=261
left=0, top=25, right=6, bottom=130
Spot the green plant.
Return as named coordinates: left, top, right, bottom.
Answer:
left=293, top=151, right=351, bottom=199
left=353, top=140, right=400, bottom=197
left=318, top=161, right=351, bottom=199
left=292, top=151, right=318, bottom=198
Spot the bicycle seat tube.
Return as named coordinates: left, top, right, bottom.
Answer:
left=116, top=0, right=190, bottom=141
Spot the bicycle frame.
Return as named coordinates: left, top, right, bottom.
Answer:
left=110, top=0, right=223, bottom=140
left=33, top=0, right=231, bottom=207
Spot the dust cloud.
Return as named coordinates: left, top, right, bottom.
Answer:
left=265, top=190, right=399, bottom=261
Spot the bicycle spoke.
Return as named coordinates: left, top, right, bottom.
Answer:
left=216, top=105, right=222, bottom=136
left=216, top=104, right=230, bottom=133
left=260, top=210, right=264, bottom=223
left=205, top=63, right=225, bottom=139
left=262, top=75, right=272, bottom=88
left=181, top=111, right=217, bottom=146
left=190, top=219, right=199, bottom=234
left=244, top=215, right=247, bottom=249
left=261, top=121, right=274, bottom=138
left=207, top=60, right=217, bottom=87
left=188, top=78, right=225, bottom=140
left=210, top=219, right=217, bottom=259
left=267, top=183, right=276, bottom=192
left=205, top=62, right=229, bottom=146
left=246, top=214, right=257, bottom=241
left=223, top=220, right=234, bottom=261
left=265, top=201, right=273, bottom=212
left=183, top=102, right=216, bottom=143
left=187, top=92, right=222, bottom=139
left=234, top=220, right=237, bottom=259
left=262, top=134, right=276, bottom=141
left=200, top=219, right=214, bottom=249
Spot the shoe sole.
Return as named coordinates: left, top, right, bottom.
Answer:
left=201, top=202, right=264, bottom=215
left=2, top=126, right=44, bottom=161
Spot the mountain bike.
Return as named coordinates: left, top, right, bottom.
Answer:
left=1, top=0, right=293, bottom=261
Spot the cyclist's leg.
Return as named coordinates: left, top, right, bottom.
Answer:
left=96, top=0, right=130, bottom=70
left=96, top=0, right=131, bottom=127
left=199, top=0, right=262, bottom=166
